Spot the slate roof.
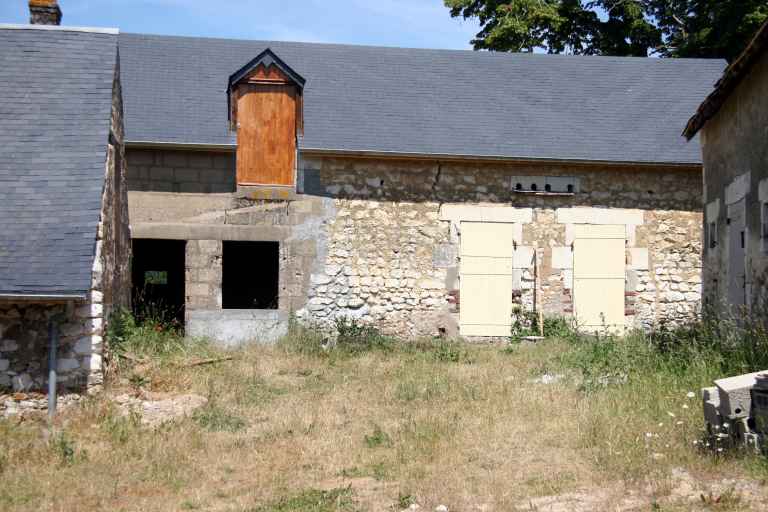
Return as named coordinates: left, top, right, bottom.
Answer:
left=120, top=33, right=725, bottom=165
left=0, top=26, right=118, bottom=297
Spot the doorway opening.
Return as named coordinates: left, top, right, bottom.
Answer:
left=131, top=239, right=186, bottom=327
left=222, top=241, right=279, bottom=309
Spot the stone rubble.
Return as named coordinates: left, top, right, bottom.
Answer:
left=0, top=392, right=82, bottom=419
left=113, top=393, right=208, bottom=427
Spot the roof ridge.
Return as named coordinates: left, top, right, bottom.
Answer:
left=0, top=23, right=118, bottom=35
left=120, top=31, right=723, bottom=63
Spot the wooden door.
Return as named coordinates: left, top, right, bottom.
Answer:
left=236, top=84, right=296, bottom=186
left=573, top=224, right=626, bottom=333
left=459, top=222, right=515, bottom=336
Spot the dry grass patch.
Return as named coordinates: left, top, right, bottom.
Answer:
left=1, top=320, right=767, bottom=511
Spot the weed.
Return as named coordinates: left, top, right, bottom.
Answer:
left=364, top=424, right=392, bottom=449
left=397, top=493, right=416, bottom=509
left=180, top=500, right=202, bottom=510
left=334, top=317, right=391, bottom=354
left=100, top=406, right=141, bottom=445
left=50, top=431, right=78, bottom=466
left=193, top=404, right=247, bottom=433
left=250, top=487, right=355, bottom=512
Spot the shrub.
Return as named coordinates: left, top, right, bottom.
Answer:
left=250, top=487, right=355, bottom=512
left=333, top=317, right=392, bottom=353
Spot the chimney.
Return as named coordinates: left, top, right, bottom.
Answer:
left=29, top=0, right=62, bottom=26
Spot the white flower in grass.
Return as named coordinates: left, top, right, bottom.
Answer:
left=676, top=421, right=684, bottom=425
left=658, top=422, right=664, bottom=427
left=645, top=432, right=653, bottom=438
left=693, top=440, right=699, bottom=445
left=687, top=391, right=696, bottom=399
left=682, top=404, right=689, bottom=409
left=667, top=411, right=676, bottom=418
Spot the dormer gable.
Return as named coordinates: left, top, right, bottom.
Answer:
left=227, top=49, right=306, bottom=187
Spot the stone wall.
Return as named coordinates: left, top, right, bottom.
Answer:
left=0, top=301, right=103, bottom=392
left=127, top=149, right=235, bottom=193
left=700, top=49, right=768, bottom=313
left=296, top=157, right=703, bottom=335
left=126, top=148, right=703, bottom=341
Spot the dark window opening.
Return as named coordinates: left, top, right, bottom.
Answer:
left=567, top=184, right=574, bottom=193
left=544, top=183, right=552, bottom=192
left=222, top=241, right=279, bottom=309
left=515, top=183, right=523, bottom=191
left=131, top=239, right=186, bottom=327
left=530, top=183, right=538, bottom=191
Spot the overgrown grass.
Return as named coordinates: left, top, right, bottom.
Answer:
left=3, top=310, right=768, bottom=511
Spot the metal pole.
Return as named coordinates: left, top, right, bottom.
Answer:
left=48, top=318, right=59, bottom=420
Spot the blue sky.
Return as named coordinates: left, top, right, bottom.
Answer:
left=1, top=0, right=481, bottom=49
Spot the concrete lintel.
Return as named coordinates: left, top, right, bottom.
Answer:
left=556, top=207, right=644, bottom=226
left=131, top=222, right=291, bottom=241
left=439, top=204, right=533, bottom=225
left=725, top=172, right=751, bottom=205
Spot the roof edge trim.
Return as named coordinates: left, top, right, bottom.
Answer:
left=0, top=23, right=119, bottom=34
left=0, top=293, right=86, bottom=302
left=300, top=148, right=703, bottom=169
left=125, top=140, right=702, bottom=167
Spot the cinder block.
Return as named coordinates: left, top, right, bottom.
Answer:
left=162, top=151, right=189, bottom=167
left=715, top=371, right=768, bottom=419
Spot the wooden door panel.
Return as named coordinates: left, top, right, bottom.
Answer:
left=236, top=84, right=296, bottom=186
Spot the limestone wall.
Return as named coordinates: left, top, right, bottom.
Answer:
left=296, top=157, right=703, bottom=334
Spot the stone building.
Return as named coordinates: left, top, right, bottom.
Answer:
left=117, top=33, right=724, bottom=343
left=684, top=21, right=768, bottom=315
left=0, top=9, right=129, bottom=393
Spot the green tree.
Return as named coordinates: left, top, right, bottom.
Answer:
left=445, top=0, right=768, bottom=61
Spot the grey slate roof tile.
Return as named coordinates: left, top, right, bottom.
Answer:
left=119, top=33, right=725, bottom=164
left=0, top=27, right=118, bottom=296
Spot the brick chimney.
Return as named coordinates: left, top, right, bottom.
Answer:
left=29, top=0, right=62, bottom=25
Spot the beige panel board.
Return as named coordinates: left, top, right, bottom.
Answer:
left=460, top=221, right=516, bottom=257
left=460, top=323, right=514, bottom=337
left=572, top=224, right=627, bottom=239
left=573, top=278, right=625, bottom=329
left=461, top=256, right=513, bottom=276
left=459, top=274, right=513, bottom=336
left=573, top=238, right=626, bottom=278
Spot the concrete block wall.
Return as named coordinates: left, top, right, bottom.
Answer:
left=127, top=149, right=235, bottom=193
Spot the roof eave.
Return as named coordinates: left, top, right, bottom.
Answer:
left=684, top=19, right=768, bottom=140
left=0, top=293, right=86, bottom=302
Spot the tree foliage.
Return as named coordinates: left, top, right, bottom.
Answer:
left=445, top=0, right=768, bottom=61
